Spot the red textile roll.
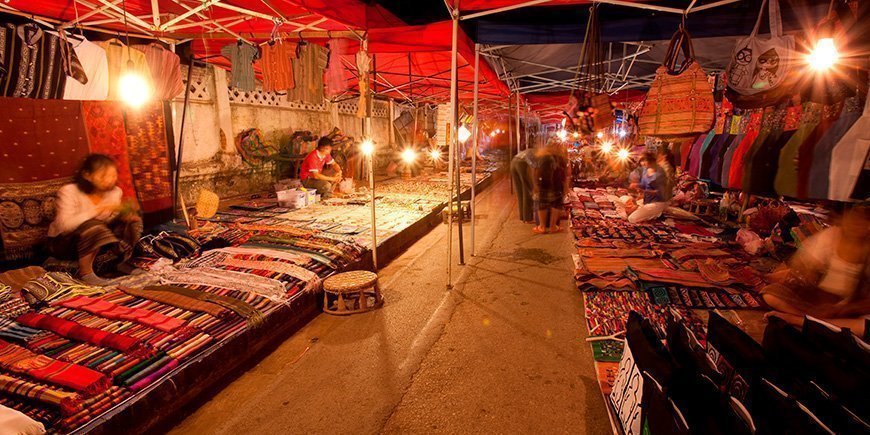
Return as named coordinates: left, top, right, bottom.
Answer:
left=16, top=312, right=152, bottom=358
left=0, top=339, right=110, bottom=396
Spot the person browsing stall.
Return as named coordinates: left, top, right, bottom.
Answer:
left=300, top=136, right=343, bottom=199
left=627, top=152, right=672, bottom=224
left=47, top=154, right=142, bottom=286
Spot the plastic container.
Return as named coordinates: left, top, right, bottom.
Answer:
left=277, top=189, right=307, bottom=209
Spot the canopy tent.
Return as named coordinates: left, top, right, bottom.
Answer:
left=525, top=89, right=644, bottom=123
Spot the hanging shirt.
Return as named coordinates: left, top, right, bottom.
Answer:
left=221, top=42, right=259, bottom=91
left=133, top=43, right=184, bottom=100
left=98, top=39, right=151, bottom=101
left=63, top=38, right=108, bottom=100
left=807, top=96, right=863, bottom=199
left=0, top=23, right=83, bottom=99
left=257, top=40, right=296, bottom=92
left=774, top=103, right=823, bottom=197
left=828, top=84, right=870, bottom=201
left=796, top=102, right=843, bottom=198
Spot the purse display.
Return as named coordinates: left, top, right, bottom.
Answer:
left=638, top=26, right=715, bottom=138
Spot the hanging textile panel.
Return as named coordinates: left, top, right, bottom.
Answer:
left=286, top=44, right=327, bottom=104
left=123, top=101, right=174, bottom=223
left=0, top=99, right=89, bottom=260
left=81, top=101, right=137, bottom=201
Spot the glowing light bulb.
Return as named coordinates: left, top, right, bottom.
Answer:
left=401, top=148, right=417, bottom=163
left=118, top=69, right=151, bottom=108
left=808, top=38, right=839, bottom=71
left=360, top=139, right=375, bottom=156
left=489, top=132, right=496, bottom=137
left=617, top=148, right=630, bottom=160
left=557, top=129, right=568, bottom=141
left=601, top=142, right=613, bottom=154
left=572, top=132, right=580, bottom=139
left=617, top=129, right=627, bottom=138
left=430, top=149, right=441, bottom=160
left=596, top=131, right=604, bottom=139
left=458, top=125, right=472, bottom=144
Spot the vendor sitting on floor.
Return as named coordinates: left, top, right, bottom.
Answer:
left=762, top=204, right=870, bottom=336
left=300, top=136, right=343, bottom=199
left=47, top=154, right=142, bottom=286
left=626, top=152, right=672, bottom=224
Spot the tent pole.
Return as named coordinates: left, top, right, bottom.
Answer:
left=453, top=10, right=465, bottom=267
left=173, top=54, right=195, bottom=221
left=471, top=43, right=480, bottom=257
left=515, top=92, right=521, bottom=154
left=446, top=4, right=460, bottom=288
left=363, top=38, right=378, bottom=272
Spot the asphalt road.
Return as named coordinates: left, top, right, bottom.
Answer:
left=169, top=174, right=611, bottom=434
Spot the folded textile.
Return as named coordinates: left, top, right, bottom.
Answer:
left=670, top=248, right=732, bottom=262
left=56, top=296, right=190, bottom=335
left=158, top=267, right=289, bottom=303
left=629, top=267, right=716, bottom=288
left=125, top=285, right=264, bottom=327
left=16, top=312, right=151, bottom=358
left=21, top=273, right=107, bottom=305
left=0, top=298, right=31, bottom=320
left=0, top=375, right=80, bottom=415
left=0, top=339, right=109, bottom=395
left=578, top=248, right=657, bottom=258
left=119, top=286, right=229, bottom=319
left=0, top=403, right=46, bottom=435
left=0, top=318, right=43, bottom=343
left=0, top=267, right=47, bottom=293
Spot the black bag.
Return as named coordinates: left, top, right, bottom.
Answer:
left=706, top=311, right=767, bottom=407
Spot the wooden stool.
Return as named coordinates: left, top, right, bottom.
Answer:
left=322, top=270, right=384, bottom=315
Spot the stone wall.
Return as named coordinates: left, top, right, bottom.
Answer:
left=170, top=65, right=392, bottom=204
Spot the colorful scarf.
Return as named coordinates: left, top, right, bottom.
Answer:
left=0, top=339, right=109, bottom=395
left=56, top=295, right=191, bottom=335
left=0, top=318, right=43, bottom=342
left=157, top=267, right=287, bottom=303
left=21, top=273, right=107, bottom=305
left=119, top=286, right=230, bottom=320
left=142, top=285, right=264, bottom=328
left=16, top=312, right=152, bottom=358
left=0, top=374, right=81, bottom=415
left=0, top=297, right=32, bottom=319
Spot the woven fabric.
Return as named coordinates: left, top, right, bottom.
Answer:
left=142, top=285, right=264, bottom=327
left=0, top=317, right=42, bottom=342
left=257, top=41, right=297, bottom=92
left=21, top=272, right=107, bottom=305
left=0, top=374, right=80, bottom=415
left=16, top=312, right=151, bottom=357
left=124, top=102, right=173, bottom=220
left=0, top=178, right=71, bottom=261
left=56, top=296, right=188, bottom=334
left=0, top=339, right=109, bottom=395
left=639, top=60, right=715, bottom=137
left=81, top=101, right=136, bottom=200
left=119, top=286, right=229, bottom=320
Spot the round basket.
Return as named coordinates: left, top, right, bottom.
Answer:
left=323, top=270, right=378, bottom=293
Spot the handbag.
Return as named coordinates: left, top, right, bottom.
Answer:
left=638, top=26, right=715, bottom=138
left=725, top=0, right=796, bottom=108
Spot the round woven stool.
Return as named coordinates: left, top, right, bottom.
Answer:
left=322, top=270, right=384, bottom=315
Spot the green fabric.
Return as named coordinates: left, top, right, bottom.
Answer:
left=591, top=340, right=624, bottom=362
left=774, top=120, right=820, bottom=197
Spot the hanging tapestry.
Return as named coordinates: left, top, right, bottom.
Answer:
left=0, top=178, right=68, bottom=261
left=124, top=101, right=174, bottom=225
left=81, top=101, right=137, bottom=201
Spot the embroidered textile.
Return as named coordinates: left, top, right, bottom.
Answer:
left=124, top=102, right=173, bottom=222
left=56, top=296, right=188, bottom=334
left=0, top=374, right=80, bottom=415
left=81, top=101, right=136, bottom=200
left=157, top=267, right=288, bottom=303
left=21, top=273, right=106, bottom=305
left=16, top=312, right=151, bottom=357
left=143, top=285, right=264, bottom=327
left=0, top=339, right=109, bottom=395
left=0, top=24, right=83, bottom=99
left=119, top=286, right=230, bottom=320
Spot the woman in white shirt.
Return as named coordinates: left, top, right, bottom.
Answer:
left=47, top=154, right=142, bottom=285
left=762, top=204, right=870, bottom=336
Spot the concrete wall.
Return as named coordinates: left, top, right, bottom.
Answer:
left=171, top=65, right=392, bottom=204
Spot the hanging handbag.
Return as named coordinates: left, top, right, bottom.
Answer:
left=638, top=27, right=715, bottom=138
left=568, top=5, right=614, bottom=134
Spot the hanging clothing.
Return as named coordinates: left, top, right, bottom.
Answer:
left=62, top=37, right=108, bottom=100
left=325, top=39, right=350, bottom=97
left=132, top=43, right=184, bottom=100
left=220, top=42, right=259, bottom=91
left=287, top=43, right=327, bottom=104
left=688, top=130, right=714, bottom=177
left=828, top=91, right=870, bottom=201
left=728, top=109, right=766, bottom=189
left=0, top=23, right=83, bottom=99
left=796, top=102, right=843, bottom=197
left=807, top=95, right=863, bottom=199
left=257, top=40, right=296, bottom=92
left=774, top=103, right=824, bottom=197
left=747, top=105, right=800, bottom=197
left=97, top=39, right=151, bottom=101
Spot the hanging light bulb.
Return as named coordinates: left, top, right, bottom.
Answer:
left=601, top=141, right=613, bottom=154
left=401, top=148, right=417, bottom=163
left=596, top=131, right=604, bottom=139
left=360, top=139, right=375, bottom=156
left=557, top=129, right=568, bottom=141
left=119, top=60, right=151, bottom=108
left=616, top=148, right=630, bottom=160
left=430, top=148, right=442, bottom=160
left=808, top=37, right=839, bottom=71
left=572, top=132, right=580, bottom=139
left=489, top=131, right=497, bottom=137
left=617, top=129, right=627, bottom=138
left=458, top=125, right=472, bottom=144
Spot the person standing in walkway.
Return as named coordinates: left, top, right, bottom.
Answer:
left=532, top=141, right=569, bottom=233
left=300, top=136, right=343, bottom=199
left=627, top=152, right=672, bottom=224
left=510, top=148, right=537, bottom=223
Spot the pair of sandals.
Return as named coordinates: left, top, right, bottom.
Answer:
left=532, top=226, right=564, bottom=234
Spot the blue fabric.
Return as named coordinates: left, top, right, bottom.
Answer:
left=641, top=167, right=669, bottom=204
left=808, top=104, right=862, bottom=199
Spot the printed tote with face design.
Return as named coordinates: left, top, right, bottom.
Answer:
left=726, top=0, right=795, bottom=97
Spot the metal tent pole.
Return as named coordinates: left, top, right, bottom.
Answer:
left=364, top=38, right=378, bottom=272
left=173, top=54, right=195, bottom=220
left=470, top=43, right=480, bottom=257
left=515, top=92, right=521, bottom=154
left=446, top=5, right=460, bottom=288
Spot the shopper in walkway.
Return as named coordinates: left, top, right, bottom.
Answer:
left=532, top=141, right=569, bottom=234
left=762, top=204, right=870, bottom=336
left=47, top=154, right=142, bottom=286
left=300, top=136, right=343, bottom=199
left=510, top=148, right=537, bottom=223
left=627, top=152, right=672, bottom=224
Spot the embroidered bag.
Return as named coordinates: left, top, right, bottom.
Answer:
left=638, top=27, right=715, bottom=137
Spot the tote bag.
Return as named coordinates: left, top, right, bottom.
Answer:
left=725, top=0, right=796, bottom=107
left=638, top=27, right=715, bottom=138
